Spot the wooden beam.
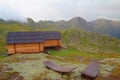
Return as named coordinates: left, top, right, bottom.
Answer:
left=14, top=44, right=16, bottom=53
left=39, top=43, right=40, bottom=52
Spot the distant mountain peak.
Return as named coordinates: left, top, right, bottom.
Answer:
left=69, top=17, right=87, bottom=22
left=66, top=17, right=89, bottom=30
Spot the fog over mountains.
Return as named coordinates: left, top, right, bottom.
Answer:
left=0, top=17, right=120, bottom=38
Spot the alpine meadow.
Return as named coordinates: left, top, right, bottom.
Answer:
left=0, top=0, right=120, bottom=80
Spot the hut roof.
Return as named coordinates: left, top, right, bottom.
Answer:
left=7, top=31, right=61, bottom=44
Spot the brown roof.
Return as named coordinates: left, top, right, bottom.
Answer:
left=7, top=31, right=61, bottom=44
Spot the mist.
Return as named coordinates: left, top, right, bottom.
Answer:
left=0, top=5, right=26, bottom=22
left=0, top=0, right=120, bottom=22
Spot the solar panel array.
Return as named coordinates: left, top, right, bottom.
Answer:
left=7, top=31, right=61, bottom=44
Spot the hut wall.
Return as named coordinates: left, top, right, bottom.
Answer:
left=44, top=39, right=60, bottom=47
left=7, top=40, right=60, bottom=54
left=8, top=44, right=15, bottom=54
left=39, top=43, right=44, bottom=51
left=57, top=40, right=60, bottom=46
left=8, top=43, right=44, bottom=54
left=15, top=43, right=42, bottom=53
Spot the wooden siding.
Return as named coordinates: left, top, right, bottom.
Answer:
left=44, top=40, right=60, bottom=47
left=8, top=44, right=15, bottom=54
left=39, top=43, right=44, bottom=51
left=15, top=43, right=39, bottom=53
left=8, top=43, right=44, bottom=54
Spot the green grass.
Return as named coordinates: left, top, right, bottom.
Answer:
left=49, top=48, right=120, bottom=59
left=0, top=56, right=5, bottom=60
left=0, top=21, right=120, bottom=60
left=62, top=29, right=120, bottom=53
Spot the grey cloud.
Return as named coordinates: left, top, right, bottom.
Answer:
left=0, top=5, right=26, bottom=22
left=75, top=0, right=120, bottom=21
left=0, top=0, right=120, bottom=21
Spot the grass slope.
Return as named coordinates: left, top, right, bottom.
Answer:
left=49, top=48, right=120, bottom=60
left=0, top=21, right=32, bottom=54
left=0, top=21, right=120, bottom=57
left=0, top=21, right=120, bottom=80
left=62, top=29, right=120, bottom=53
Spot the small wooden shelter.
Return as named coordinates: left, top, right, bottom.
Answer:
left=7, top=31, right=61, bottom=54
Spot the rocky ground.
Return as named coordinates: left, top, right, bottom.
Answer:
left=0, top=53, right=120, bottom=80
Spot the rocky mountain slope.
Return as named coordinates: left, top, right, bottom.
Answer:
left=26, top=17, right=120, bottom=38
left=0, top=17, right=120, bottom=54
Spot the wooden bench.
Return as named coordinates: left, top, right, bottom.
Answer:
left=43, top=61, right=76, bottom=73
left=81, top=62, right=100, bottom=79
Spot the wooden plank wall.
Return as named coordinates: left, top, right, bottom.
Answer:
left=8, top=43, right=44, bottom=54
left=8, top=44, right=15, bottom=54
left=15, top=43, right=40, bottom=53
left=39, top=43, right=44, bottom=51
left=7, top=39, right=60, bottom=54
left=44, top=40, right=60, bottom=47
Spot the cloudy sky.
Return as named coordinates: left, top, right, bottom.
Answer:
left=0, top=0, right=120, bottom=22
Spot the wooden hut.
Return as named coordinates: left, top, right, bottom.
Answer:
left=7, top=31, right=61, bottom=54
left=43, top=32, right=61, bottom=47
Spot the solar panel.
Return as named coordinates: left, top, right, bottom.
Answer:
left=7, top=31, right=61, bottom=44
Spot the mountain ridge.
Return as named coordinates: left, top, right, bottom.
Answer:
left=31, top=17, right=120, bottom=38
left=0, top=19, right=120, bottom=54
left=0, top=17, right=120, bottom=38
